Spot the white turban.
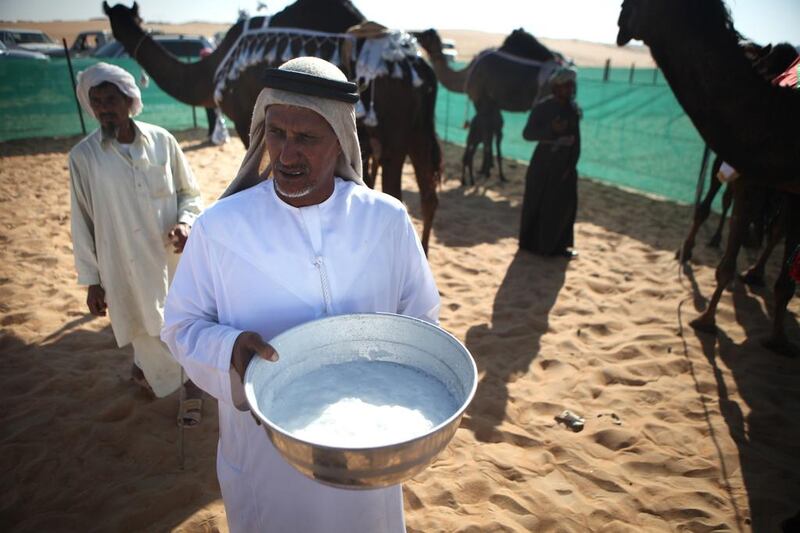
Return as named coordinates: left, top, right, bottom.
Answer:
left=76, top=62, right=143, bottom=120
left=549, top=66, right=577, bottom=85
left=221, top=57, right=363, bottom=198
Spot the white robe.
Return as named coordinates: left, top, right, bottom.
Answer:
left=162, top=178, right=440, bottom=533
left=69, top=121, right=203, bottom=348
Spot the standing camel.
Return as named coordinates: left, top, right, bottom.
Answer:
left=616, top=0, right=799, bottom=355
left=103, top=1, right=442, bottom=254
left=416, top=28, right=563, bottom=185
left=677, top=42, right=798, bottom=261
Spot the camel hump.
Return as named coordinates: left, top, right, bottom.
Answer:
left=499, top=28, right=553, bottom=61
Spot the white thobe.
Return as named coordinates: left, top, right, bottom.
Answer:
left=69, top=121, right=203, bottom=395
left=162, top=178, right=440, bottom=533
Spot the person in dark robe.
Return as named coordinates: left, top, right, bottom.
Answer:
left=518, top=67, right=581, bottom=258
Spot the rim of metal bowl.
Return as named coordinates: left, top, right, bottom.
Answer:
left=243, top=312, right=478, bottom=452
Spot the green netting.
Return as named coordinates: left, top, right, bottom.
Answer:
left=0, top=57, right=713, bottom=209
left=436, top=62, right=711, bottom=208
left=0, top=57, right=202, bottom=140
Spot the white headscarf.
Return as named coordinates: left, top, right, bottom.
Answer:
left=221, top=57, right=363, bottom=198
left=76, top=62, right=143, bottom=119
left=549, top=66, right=577, bottom=86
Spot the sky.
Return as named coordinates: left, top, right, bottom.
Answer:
left=1, top=0, right=798, bottom=46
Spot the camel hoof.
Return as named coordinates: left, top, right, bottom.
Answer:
left=689, top=316, right=717, bottom=334
left=739, top=270, right=765, bottom=287
left=762, top=337, right=800, bottom=358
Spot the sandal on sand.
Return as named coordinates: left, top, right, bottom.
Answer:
left=130, top=364, right=154, bottom=396
left=178, top=397, right=203, bottom=428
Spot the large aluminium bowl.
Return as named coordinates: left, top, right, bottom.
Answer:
left=244, top=313, right=477, bottom=489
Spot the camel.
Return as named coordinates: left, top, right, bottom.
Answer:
left=677, top=42, right=798, bottom=262
left=616, top=0, right=799, bottom=355
left=616, top=0, right=800, bottom=192
left=462, top=108, right=503, bottom=186
left=416, top=28, right=562, bottom=185
left=103, top=1, right=442, bottom=254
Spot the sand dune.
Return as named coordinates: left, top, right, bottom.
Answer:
left=1, top=127, right=799, bottom=531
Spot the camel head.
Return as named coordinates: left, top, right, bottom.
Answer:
left=753, top=42, right=799, bottom=80
left=414, top=29, right=443, bottom=58
left=102, top=2, right=144, bottom=42
left=616, top=0, right=647, bottom=46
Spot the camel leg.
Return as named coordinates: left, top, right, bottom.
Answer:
left=408, top=137, right=439, bottom=256
left=495, top=111, right=505, bottom=182
left=709, top=182, right=733, bottom=248
left=690, top=180, right=757, bottom=333
left=479, top=112, right=493, bottom=179
left=677, top=176, right=723, bottom=261
left=740, top=196, right=786, bottom=287
left=462, top=117, right=479, bottom=186
left=762, top=194, right=799, bottom=357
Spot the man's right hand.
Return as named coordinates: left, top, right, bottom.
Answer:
left=231, top=331, right=279, bottom=383
left=86, top=284, right=107, bottom=316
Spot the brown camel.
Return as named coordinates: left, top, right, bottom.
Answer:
left=616, top=0, right=799, bottom=355
left=103, top=1, right=442, bottom=254
left=416, top=28, right=562, bottom=184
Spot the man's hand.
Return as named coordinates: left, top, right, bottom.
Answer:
left=555, top=135, right=575, bottom=147
left=168, top=223, right=191, bottom=253
left=86, top=284, right=107, bottom=316
left=551, top=116, right=568, bottom=134
left=231, top=331, right=279, bottom=383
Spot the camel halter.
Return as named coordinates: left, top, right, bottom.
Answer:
left=132, top=33, right=147, bottom=60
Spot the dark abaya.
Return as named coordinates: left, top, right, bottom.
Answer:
left=518, top=97, right=581, bottom=255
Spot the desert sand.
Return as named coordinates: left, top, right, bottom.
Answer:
left=1, top=17, right=799, bottom=533
left=2, top=125, right=799, bottom=531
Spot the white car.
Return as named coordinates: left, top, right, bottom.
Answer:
left=0, top=40, right=49, bottom=60
left=0, top=28, right=62, bottom=56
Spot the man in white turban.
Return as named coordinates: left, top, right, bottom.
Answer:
left=69, top=62, right=205, bottom=425
left=161, top=57, right=439, bottom=533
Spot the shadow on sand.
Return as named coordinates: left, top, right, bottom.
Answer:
left=461, top=250, right=568, bottom=442
left=0, top=325, right=222, bottom=532
left=680, top=263, right=800, bottom=530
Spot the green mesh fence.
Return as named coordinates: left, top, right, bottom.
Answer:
left=436, top=63, right=711, bottom=208
left=0, top=57, right=202, bottom=141
left=0, top=57, right=712, bottom=208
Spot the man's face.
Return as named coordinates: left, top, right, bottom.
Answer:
left=88, top=82, right=132, bottom=136
left=553, top=80, right=576, bottom=103
left=265, top=104, right=342, bottom=207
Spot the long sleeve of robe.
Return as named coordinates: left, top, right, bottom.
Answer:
left=69, top=121, right=203, bottom=346
left=162, top=178, right=440, bottom=533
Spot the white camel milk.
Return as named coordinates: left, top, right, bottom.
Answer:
left=268, top=360, right=458, bottom=447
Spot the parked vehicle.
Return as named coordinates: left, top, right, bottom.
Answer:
left=0, top=28, right=62, bottom=56
left=92, top=34, right=214, bottom=59
left=48, top=30, right=113, bottom=58
left=0, top=40, right=49, bottom=60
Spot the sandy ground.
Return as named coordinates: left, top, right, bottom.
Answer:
left=1, top=19, right=655, bottom=67
left=1, top=125, right=799, bottom=531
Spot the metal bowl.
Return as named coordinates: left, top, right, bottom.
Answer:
left=244, top=313, right=477, bottom=489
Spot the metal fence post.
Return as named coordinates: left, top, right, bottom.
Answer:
left=63, top=38, right=86, bottom=135
left=629, top=63, right=635, bottom=84
left=603, top=59, right=610, bottom=82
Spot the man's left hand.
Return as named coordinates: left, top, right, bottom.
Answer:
left=168, top=223, right=191, bottom=253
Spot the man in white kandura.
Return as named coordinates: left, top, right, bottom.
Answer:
left=161, top=57, right=440, bottom=532
left=69, top=62, right=205, bottom=425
